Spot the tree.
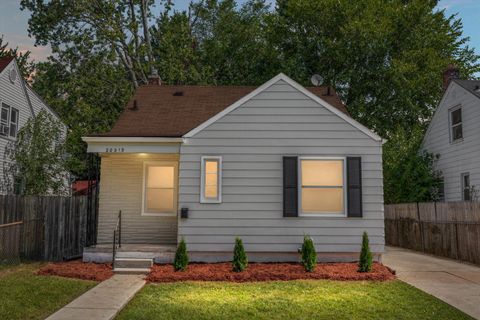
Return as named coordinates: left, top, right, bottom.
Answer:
left=232, top=237, right=248, bottom=272
left=2, top=110, right=68, bottom=195
left=32, top=53, right=132, bottom=178
left=174, top=238, right=189, bottom=271
left=358, top=231, right=372, bottom=273
left=270, top=0, right=479, bottom=138
left=300, top=235, right=317, bottom=272
left=383, top=126, right=443, bottom=204
left=20, top=0, right=165, bottom=88
left=0, top=36, right=35, bottom=79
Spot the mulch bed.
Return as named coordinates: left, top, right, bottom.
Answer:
left=146, top=262, right=395, bottom=283
left=37, top=260, right=113, bottom=281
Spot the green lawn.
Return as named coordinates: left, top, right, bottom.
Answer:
left=0, top=263, right=97, bottom=320
left=117, top=280, right=473, bottom=320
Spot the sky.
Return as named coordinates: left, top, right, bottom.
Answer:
left=0, top=0, right=479, bottom=68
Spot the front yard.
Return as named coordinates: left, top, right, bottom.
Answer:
left=0, top=263, right=96, bottom=320
left=117, top=280, right=473, bottom=320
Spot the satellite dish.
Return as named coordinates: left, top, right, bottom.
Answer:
left=310, top=74, right=323, bottom=86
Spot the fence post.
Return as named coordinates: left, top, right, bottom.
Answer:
left=416, top=202, right=425, bottom=252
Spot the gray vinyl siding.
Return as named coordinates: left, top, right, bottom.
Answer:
left=422, top=82, right=480, bottom=201
left=178, top=79, right=384, bottom=253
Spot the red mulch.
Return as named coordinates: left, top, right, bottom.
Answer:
left=38, top=260, right=113, bottom=281
left=146, top=262, right=395, bottom=283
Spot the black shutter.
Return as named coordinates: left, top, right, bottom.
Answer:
left=283, top=156, right=298, bottom=217
left=347, top=157, right=362, bottom=217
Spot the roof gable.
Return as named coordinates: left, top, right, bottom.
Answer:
left=0, top=56, right=15, bottom=74
left=185, top=73, right=382, bottom=142
left=95, top=74, right=349, bottom=138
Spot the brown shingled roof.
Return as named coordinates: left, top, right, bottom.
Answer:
left=0, top=56, right=15, bottom=73
left=95, top=84, right=348, bottom=137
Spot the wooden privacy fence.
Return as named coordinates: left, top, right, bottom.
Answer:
left=385, top=202, right=480, bottom=265
left=0, top=221, right=22, bottom=264
left=0, top=194, right=97, bottom=261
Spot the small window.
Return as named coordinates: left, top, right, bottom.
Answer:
left=1, top=103, right=10, bottom=137
left=201, top=156, right=222, bottom=203
left=299, top=158, right=345, bottom=215
left=450, top=107, right=463, bottom=142
left=9, top=108, right=18, bottom=138
left=461, top=173, right=470, bottom=201
left=142, top=162, right=177, bottom=215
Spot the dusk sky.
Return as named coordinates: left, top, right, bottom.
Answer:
left=1, top=0, right=479, bottom=69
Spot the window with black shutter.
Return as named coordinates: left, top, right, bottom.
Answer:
left=283, top=157, right=298, bottom=217
left=347, top=157, right=363, bottom=217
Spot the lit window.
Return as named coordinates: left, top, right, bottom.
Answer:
left=143, top=163, right=177, bottom=215
left=201, top=156, right=222, bottom=203
left=450, top=107, right=463, bottom=142
left=300, top=159, right=345, bottom=214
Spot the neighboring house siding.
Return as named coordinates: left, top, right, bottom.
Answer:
left=97, top=154, right=178, bottom=244
left=0, top=61, right=33, bottom=190
left=422, top=82, right=480, bottom=201
left=178, top=79, right=384, bottom=253
left=0, top=61, right=67, bottom=193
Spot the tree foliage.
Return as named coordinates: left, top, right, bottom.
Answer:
left=232, top=237, right=248, bottom=272
left=383, top=126, right=443, bottom=204
left=301, top=235, right=317, bottom=272
left=0, top=36, right=35, bottom=79
left=2, top=110, right=68, bottom=196
left=174, top=238, right=189, bottom=271
left=358, top=231, right=373, bottom=273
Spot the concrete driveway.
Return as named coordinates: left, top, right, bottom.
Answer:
left=383, top=246, right=480, bottom=319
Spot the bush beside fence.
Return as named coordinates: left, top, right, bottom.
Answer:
left=0, top=194, right=97, bottom=262
left=385, top=201, right=480, bottom=265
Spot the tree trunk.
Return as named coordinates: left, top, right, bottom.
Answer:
left=140, top=0, right=154, bottom=74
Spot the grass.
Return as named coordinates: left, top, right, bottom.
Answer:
left=117, top=280, right=473, bottom=320
left=0, top=263, right=97, bottom=320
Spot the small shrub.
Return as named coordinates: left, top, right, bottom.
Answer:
left=358, top=231, right=373, bottom=272
left=174, top=238, right=189, bottom=271
left=301, top=235, right=317, bottom=272
left=232, top=237, right=248, bottom=272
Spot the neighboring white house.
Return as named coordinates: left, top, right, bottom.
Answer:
left=422, top=65, right=480, bottom=202
left=0, top=56, right=66, bottom=193
left=83, top=73, right=384, bottom=263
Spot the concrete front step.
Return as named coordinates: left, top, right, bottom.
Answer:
left=113, top=267, right=151, bottom=275
left=115, top=258, right=153, bottom=269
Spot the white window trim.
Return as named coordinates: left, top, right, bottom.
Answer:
left=200, top=156, right=222, bottom=204
left=449, top=105, right=463, bottom=143
left=141, top=161, right=178, bottom=217
left=298, top=156, right=347, bottom=217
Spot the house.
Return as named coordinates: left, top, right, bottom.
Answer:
left=422, top=65, right=480, bottom=202
left=82, top=73, right=384, bottom=264
left=0, top=56, right=67, bottom=193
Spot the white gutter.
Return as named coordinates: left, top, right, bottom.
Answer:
left=82, top=136, right=184, bottom=143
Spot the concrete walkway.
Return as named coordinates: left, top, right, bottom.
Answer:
left=46, top=274, right=145, bottom=320
left=383, top=246, right=480, bottom=319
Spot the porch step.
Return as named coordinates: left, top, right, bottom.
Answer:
left=113, top=267, right=151, bottom=275
left=114, top=258, right=153, bottom=269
